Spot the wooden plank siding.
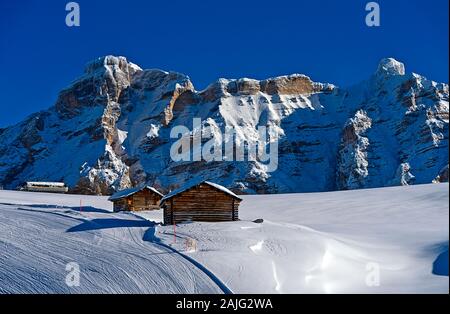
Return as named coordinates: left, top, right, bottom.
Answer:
left=112, top=189, right=162, bottom=212
left=113, top=198, right=129, bottom=212
left=131, top=189, right=161, bottom=211
left=163, top=183, right=241, bottom=225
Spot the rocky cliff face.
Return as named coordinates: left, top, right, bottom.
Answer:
left=336, top=110, right=372, bottom=190
left=0, top=56, right=448, bottom=195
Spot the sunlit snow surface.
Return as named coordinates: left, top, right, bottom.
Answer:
left=153, top=183, right=449, bottom=294
left=0, top=183, right=448, bottom=293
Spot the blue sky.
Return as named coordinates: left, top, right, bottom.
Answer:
left=0, top=0, right=448, bottom=127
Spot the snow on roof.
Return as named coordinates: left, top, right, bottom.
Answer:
left=108, top=185, right=164, bottom=201
left=161, top=181, right=241, bottom=203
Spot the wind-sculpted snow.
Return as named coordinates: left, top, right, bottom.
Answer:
left=0, top=56, right=447, bottom=194
left=150, top=183, right=449, bottom=293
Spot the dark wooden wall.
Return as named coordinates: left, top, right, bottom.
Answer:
left=132, top=189, right=161, bottom=211
left=113, top=198, right=129, bottom=212
left=163, top=183, right=240, bottom=225
left=113, top=189, right=162, bottom=212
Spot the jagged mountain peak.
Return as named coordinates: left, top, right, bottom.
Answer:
left=199, top=73, right=336, bottom=102
left=78, top=55, right=338, bottom=102
left=375, top=57, right=406, bottom=77
left=0, top=57, right=447, bottom=195
left=85, top=55, right=128, bottom=73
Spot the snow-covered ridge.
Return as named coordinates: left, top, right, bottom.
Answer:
left=0, top=56, right=448, bottom=195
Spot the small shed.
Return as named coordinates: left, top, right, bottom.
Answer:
left=109, top=186, right=164, bottom=212
left=160, top=181, right=242, bottom=225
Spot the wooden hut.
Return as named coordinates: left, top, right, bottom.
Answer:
left=109, top=186, right=164, bottom=212
left=161, top=181, right=242, bottom=225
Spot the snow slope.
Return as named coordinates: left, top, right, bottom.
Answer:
left=0, top=183, right=448, bottom=293
left=0, top=191, right=226, bottom=293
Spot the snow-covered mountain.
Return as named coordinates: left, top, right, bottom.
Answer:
left=0, top=56, right=448, bottom=195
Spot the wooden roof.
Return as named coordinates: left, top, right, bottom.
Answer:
left=108, top=185, right=164, bottom=201
left=161, top=180, right=242, bottom=203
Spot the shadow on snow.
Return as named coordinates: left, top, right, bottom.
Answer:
left=0, top=202, right=110, bottom=213
left=67, top=218, right=154, bottom=232
left=432, top=242, right=449, bottom=277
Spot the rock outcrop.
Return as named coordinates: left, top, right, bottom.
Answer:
left=336, top=110, right=372, bottom=190
left=390, top=163, right=416, bottom=186
left=433, top=165, right=449, bottom=183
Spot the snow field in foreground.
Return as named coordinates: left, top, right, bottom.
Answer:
left=152, top=183, right=449, bottom=293
left=0, top=183, right=448, bottom=293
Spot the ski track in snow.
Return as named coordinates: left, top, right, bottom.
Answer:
left=0, top=192, right=225, bottom=294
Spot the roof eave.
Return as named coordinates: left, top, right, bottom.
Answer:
left=160, top=181, right=242, bottom=203
left=109, top=185, right=164, bottom=202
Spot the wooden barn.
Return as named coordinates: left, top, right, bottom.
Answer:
left=108, top=186, right=164, bottom=212
left=161, top=181, right=242, bottom=225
